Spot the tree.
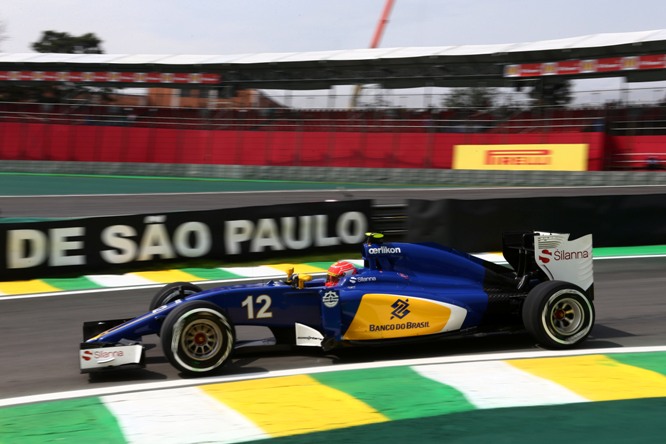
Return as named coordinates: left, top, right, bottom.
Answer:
left=15, top=30, right=109, bottom=103
left=443, top=86, right=497, bottom=110
left=32, top=30, right=103, bottom=54
left=0, top=30, right=108, bottom=102
left=527, top=79, right=572, bottom=107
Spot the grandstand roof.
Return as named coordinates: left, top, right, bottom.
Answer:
left=1, top=29, right=666, bottom=89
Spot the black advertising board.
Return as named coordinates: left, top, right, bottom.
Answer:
left=406, top=194, right=666, bottom=252
left=1, top=200, right=372, bottom=280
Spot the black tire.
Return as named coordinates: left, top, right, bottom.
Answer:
left=522, top=280, right=595, bottom=349
left=149, top=282, right=202, bottom=311
left=160, top=301, right=235, bottom=375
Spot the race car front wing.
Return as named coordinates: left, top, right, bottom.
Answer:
left=80, top=342, right=145, bottom=373
left=80, top=318, right=145, bottom=373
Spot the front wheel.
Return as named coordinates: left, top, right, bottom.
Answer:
left=160, top=301, right=235, bottom=375
left=522, top=280, right=594, bottom=349
left=149, top=282, right=202, bottom=311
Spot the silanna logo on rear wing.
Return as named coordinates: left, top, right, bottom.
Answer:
left=534, top=233, right=593, bottom=291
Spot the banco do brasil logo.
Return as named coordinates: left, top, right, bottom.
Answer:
left=391, top=298, right=410, bottom=319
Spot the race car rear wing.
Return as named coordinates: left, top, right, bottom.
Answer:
left=503, top=231, right=593, bottom=293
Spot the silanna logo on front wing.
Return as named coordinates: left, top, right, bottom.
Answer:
left=81, top=349, right=125, bottom=362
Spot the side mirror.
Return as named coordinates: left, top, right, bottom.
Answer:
left=365, top=232, right=384, bottom=244
left=285, top=267, right=295, bottom=284
left=297, top=274, right=313, bottom=289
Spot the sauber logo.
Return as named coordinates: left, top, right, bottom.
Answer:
left=485, top=150, right=551, bottom=166
left=322, top=291, right=339, bottom=308
left=81, top=349, right=124, bottom=361
left=539, top=249, right=589, bottom=264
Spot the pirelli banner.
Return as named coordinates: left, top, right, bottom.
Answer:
left=0, top=200, right=372, bottom=280
left=453, top=144, right=589, bottom=171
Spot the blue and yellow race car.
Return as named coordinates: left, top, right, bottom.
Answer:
left=80, top=231, right=595, bottom=376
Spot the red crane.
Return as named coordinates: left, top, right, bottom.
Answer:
left=350, top=0, right=395, bottom=107
left=370, top=0, right=396, bottom=49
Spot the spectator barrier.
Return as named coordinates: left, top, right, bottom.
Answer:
left=0, top=121, right=608, bottom=170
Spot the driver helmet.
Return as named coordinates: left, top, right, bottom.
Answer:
left=326, top=260, right=357, bottom=287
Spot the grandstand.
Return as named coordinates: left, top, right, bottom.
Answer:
left=1, top=29, right=666, bottom=171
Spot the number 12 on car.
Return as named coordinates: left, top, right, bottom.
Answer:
left=241, top=295, right=273, bottom=319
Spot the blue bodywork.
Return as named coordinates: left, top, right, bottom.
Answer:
left=83, top=237, right=527, bottom=349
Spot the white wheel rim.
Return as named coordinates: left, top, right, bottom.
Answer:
left=171, top=307, right=233, bottom=372
left=181, top=318, right=223, bottom=361
left=541, top=289, right=592, bottom=345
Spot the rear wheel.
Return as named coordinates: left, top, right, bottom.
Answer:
left=522, top=280, right=594, bottom=349
left=149, top=282, right=202, bottom=311
left=160, top=301, right=235, bottom=375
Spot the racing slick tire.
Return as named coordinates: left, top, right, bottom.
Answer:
left=149, top=282, right=202, bottom=311
left=522, top=280, right=595, bottom=349
left=160, top=301, right=235, bottom=375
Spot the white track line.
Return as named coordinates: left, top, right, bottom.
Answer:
left=2, top=345, right=666, bottom=408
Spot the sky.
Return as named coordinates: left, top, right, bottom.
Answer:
left=2, top=0, right=666, bottom=55
left=2, top=0, right=666, bottom=106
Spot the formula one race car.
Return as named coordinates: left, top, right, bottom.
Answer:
left=80, top=231, right=595, bottom=376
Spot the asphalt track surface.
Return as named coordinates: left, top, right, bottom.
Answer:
left=0, top=175, right=665, bottom=400
left=0, top=255, right=664, bottom=400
